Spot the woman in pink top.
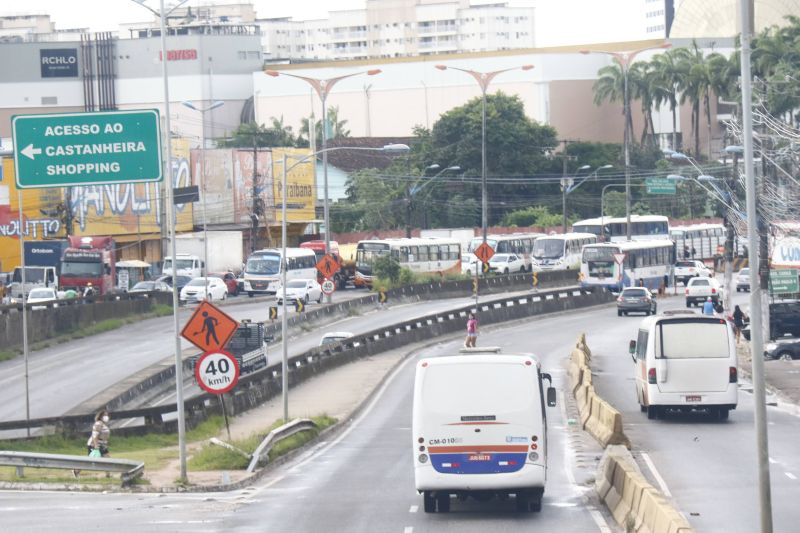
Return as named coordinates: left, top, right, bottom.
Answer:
left=465, top=313, right=478, bottom=347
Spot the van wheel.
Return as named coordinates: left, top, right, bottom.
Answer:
left=717, top=407, right=729, bottom=421
left=647, top=405, right=659, bottom=420
left=248, top=292, right=254, bottom=298
left=423, top=491, right=436, bottom=513
left=640, top=403, right=647, bottom=412
left=686, top=301, right=691, bottom=308
left=436, top=492, right=450, bottom=513
left=530, top=497, right=542, bottom=513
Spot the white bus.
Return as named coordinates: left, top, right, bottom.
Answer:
left=631, top=314, right=737, bottom=420
left=531, top=233, right=597, bottom=271
left=670, top=223, right=726, bottom=261
left=413, top=352, right=556, bottom=513
left=354, top=238, right=461, bottom=288
left=461, top=233, right=543, bottom=274
left=580, top=240, right=676, bottom=292
left=572, top=215, right=670, bottom=242
left=243, top=248, right=317, bottom=296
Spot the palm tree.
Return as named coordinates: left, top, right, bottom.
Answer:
left=650, top=48, right=689, bottom=151
left=299, top=105, right=351, bottom=147
left=591, top=63, right=633, bottom=142
left=629, top=61, right=657, bottom=146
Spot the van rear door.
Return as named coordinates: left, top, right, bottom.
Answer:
left=419, top=361, right=541, bottom=474
left=655, top=318, right=733, bottom=393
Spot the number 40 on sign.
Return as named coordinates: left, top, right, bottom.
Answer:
left=195, top=351, right=240, bottom=395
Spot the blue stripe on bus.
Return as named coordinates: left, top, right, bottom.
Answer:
left=430, top=452, right=528, bottom=474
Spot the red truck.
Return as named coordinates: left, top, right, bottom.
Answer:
left=300, top=240, right=352, bottom=289
left=60, top=236, right=117, bottom=296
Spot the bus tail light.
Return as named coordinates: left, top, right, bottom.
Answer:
left=648, top=368, right=657, bottom=384
left=729, top=367, right=738, bottom=383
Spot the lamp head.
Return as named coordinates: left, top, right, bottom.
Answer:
left=697, top=174, right=717, bottom=182
left=578, top=164, right=591, bottom=170
left=426, top=164, right=441, bottom=170
left=435, top=64, right=447, bottom=71
left=446, top=166, right=461, bottom=171
left=666, top=174, right=686, bottom=181
left=381, top=143, right=411, bottom=154
left=600, top=164, right=613, bottom=169
left=725, top=145, right=744, bottom=154
left=265, top=70, right=280, bottom=77
left=579, top=50, right=591, bottom=55
left=521, top=65, right=534, bottom=71
left=209, top=101, right=225, bottom=110
left=181, top=101, right=196, bottom=111
left=367, top=69, right=382, bottom=76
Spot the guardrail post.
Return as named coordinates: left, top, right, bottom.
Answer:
left=16, top=465, right=24, bottom=477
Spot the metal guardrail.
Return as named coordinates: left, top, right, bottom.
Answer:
left=246, top=418, right=318, bottom=473
left=0, top=451, right=145, bottom=486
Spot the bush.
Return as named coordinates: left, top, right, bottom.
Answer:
left=398, top=267, right=415, bottom=286
left=372, top=255, right=401, bottom=283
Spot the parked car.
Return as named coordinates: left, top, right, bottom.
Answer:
left=129, top=280, right=171, bottom=294
left=616, top=287, right=657, bottom=316
left=277, top=279, right=323, bottom=305
left=764, top=338, right=800, bottom=361
left=319, top=331, right=355, bottom=346
left=210, top=271, right=239, bottom=296
left=179, top=277, right=229, bottom=303
left=735, top=268, right=751, bottom=292
left=769, top=301, right=800, bottom=339
left=488, top=253, right=525, bottom=274
left=26, top=287, right=59, bottom=310
left=674, top=260, right=713, bottom=285
left=157, top=274, right=192, bottom=293
left=685, top=277, right=724, bottom=307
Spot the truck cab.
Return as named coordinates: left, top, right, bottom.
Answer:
left=162, top=253, right=203, bottom=279
left=9, top=266, right=58, bottom=299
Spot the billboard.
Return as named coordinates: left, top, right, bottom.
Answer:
left=272, top=147, right=315, bottom=222
left=69, top=138, right=193, bottom=236
left=0, top=158, right=66, bottom=270
left=40, top=48, right=79, bottom=78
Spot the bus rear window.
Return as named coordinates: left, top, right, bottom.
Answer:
left=659, top=320, right=729, bottom=359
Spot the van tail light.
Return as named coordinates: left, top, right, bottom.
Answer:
left=648, top=368, right=657, bottom=384
left=685, top=289, right=689, bottom=295
left=729, top=367, right=738, bottom=383
left=711, top=288, right=716, bottom=294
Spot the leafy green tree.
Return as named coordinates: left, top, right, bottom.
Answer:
left=372, top=255, right=400, bottom=283
left=298, top=106, right=351, bottom=148
left=502, top=205, right=562, bottom=228
left=218, top=119, right=296, bottom=148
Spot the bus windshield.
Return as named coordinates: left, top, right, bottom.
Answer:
left=356, top=243, right=390, bottom=267
left=582, top=246, right=617, bottom=262
left=246, top=254, right=280, bottom=275
left=61, top=262, right=103, bottom=277
left=533, top=239, right=565, bottom=259
left=12, top=267, right=46, bottom=283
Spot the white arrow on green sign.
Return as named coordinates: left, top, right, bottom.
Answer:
left=12, top=109, right=163, bottom=189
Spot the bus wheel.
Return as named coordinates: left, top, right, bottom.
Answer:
left=530, top=498, right=542, bottom=513
left=436, top=492, right=450, bottom=513
left=515, top=493, right=529, bottom=512
left=716, top=407, right=729, bottom=421
left=423, top=491, right=436, bottom=513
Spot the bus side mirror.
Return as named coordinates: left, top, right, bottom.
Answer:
left=547, top=386, right=557, bottom=407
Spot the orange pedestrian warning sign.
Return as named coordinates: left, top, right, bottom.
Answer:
left=316, top=254, right=340, bottom=280
left=474, top=242, right=495, bottom=264
left=181, top=301, right=239, bottom=353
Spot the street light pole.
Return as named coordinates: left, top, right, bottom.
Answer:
left=278, top=143, right=409, bottom=420
left=434, top=64, right=534, bottom=245
left=264, top=68, right=382, bottom=301
left=581, top=44, right=671, bottom=241
left=182, top=100, right=224, bottom=297
left=131, top=0, right=189, bottom=482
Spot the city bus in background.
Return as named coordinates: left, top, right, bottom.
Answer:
left=354, top=238, right=461, bottom=288
left=670, top=223, right=726, bottom=261
left=580, top=240, right=675, bottom=292
left=461, top=233, right=543, bottom=274
left=300, top=239, right=349, bottom=289
left=572, top=215, right=670, bottom=242
left=243, top=247, right=317, bottom=296
left=531, top=233, right=596, bottom=271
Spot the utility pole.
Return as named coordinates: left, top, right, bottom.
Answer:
left=251, top=131, right=260, bottom=253
left=557, top=139, right=577, bottom=233
left=723, top=150, right=738, bottom=312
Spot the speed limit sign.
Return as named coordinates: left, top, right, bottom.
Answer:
left=195, top=350, right=240, bottom=395
left=321, top=278, right=336, bottom=295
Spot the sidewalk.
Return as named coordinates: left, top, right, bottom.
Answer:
left=145, top=346, right=411, bottom=489
left=737, top=342, right=800, bottom=408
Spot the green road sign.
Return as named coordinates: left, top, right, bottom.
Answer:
left=645, top=177, right=676, bottom=195
left=12, top=109, right=162, bottom=189
left=769, top=269, right=799, bottom=294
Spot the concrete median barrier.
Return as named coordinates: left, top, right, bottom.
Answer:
left=597, top=446, right=694, bottom=533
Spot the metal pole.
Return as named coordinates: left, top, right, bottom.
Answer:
left=481, top=89, right=488, bottom=245
left=321, top=93, right=332, bottom=303
left=17, top=190, right=30, bottom=437
left=562, top=180, right=567, bottom=234
left=158, top=0, right=187, bottom=482
left=201, top=110, right=209, bottom=296
left=623, top=63, right=632, bottom=242
left=281, top=154, right=289, bottom=422
left=740, top=0, right=773, bottom=529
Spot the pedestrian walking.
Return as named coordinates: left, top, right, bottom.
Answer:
left=465, top=313, right=478, bottom=348
left=733, top=305, right=747, bottom=344
left=702, top=297, right=715, bottom=316
left=74, top=409, right=111, bottom=478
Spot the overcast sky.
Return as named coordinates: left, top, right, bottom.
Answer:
left=4, top=1, right=538, bottom=32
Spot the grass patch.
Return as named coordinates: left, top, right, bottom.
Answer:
left=188, top=415, right=337, bottom=472
left=0, top=416, right=226, bottom=484
left=70, top=318, right=125, bottom=339
left=0, top=349, right=18, bottom=362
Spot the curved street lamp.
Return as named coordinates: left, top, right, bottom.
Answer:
left=580, top=43, right=671, bottom=241
left=434, top=64, right=534, bottom=246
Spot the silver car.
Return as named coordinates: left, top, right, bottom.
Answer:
left=616, top=287, right=657, bottom=316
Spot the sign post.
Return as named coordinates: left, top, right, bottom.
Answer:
left=194, top=350, right=241, bottom=441
left=12, top=109, right=163, bottom=188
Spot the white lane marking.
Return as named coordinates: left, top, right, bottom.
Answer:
left=786, top=472, right=797, bottom=480
left=588, top=508, right=614, bottom=533
left=409, top=505, right=418, bottom=513
left=249, top=352, right=418, bottom=497
left=404, top=527, right=413, bottom=533
left=641, top=452, right=672, bottom=498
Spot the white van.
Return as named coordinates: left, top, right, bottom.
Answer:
left=631, top=313, right=738, bottom=420
left=162, top=254, right=203, bottom=279
left=412, top=352, right=556, bottom=513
